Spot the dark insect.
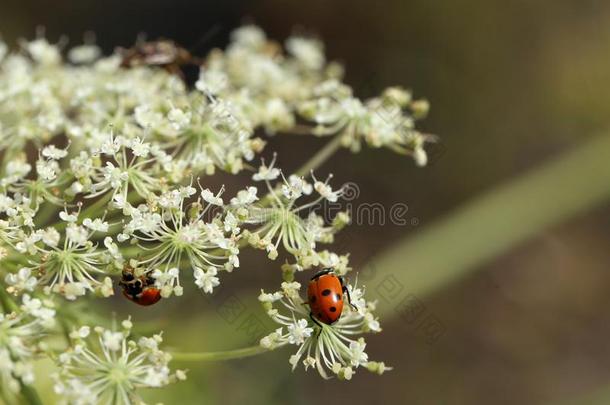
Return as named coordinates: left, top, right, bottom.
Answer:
left=307, top=268, right=357, bottom=326
left=119, top=266, right=162, bottom=306
left=118, top=39, right=201, bottom=79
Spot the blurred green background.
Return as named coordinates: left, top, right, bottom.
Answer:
left=2, top=0, right=610, bottom=404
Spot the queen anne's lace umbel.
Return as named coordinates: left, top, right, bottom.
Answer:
left=53, top=319, right=186, bottom=405
left=0, top=24, right=431, bottom=402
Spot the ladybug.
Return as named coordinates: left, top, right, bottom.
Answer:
left=119, top=267, right=162, bottom=306
left=307, top=268, right=356, bottom=326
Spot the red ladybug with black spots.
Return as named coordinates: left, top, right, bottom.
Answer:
left=119, top=267, right=162, bottom=306
left=307, top=268, right=356, bottom=326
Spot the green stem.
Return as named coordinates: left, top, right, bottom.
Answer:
left=259, top=135, right=344, bottom=207
left=49, top=192, right=114, bottom=233
left=559, top=384, right=610, bottom=405
left=34, top=201, right=62, bottom=228
left=19, top=382, right=44, bottom=405
left=104, top=190, right=144, bottom=223
left=294, top=134, right=344, bottom=177
left=171, top=345, right=268, bottom=362
left=366, top=133, right=610, bottom=316
left=79, top=192, right=114, bottom=220
left=0, top=284, right=18, bottom=312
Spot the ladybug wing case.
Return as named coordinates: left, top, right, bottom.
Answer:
left=308, top=277, right=344, bottom=324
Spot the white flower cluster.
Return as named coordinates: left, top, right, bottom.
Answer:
left=0, top=25, right=429, bottom=301
left=0, top=24, right=430, bottom=395
left=53, top=318, right=186, bottom=405
left=234, top=155, right=350, bottom=266
left=259, top=280, right=390, bottom=380
left=203, top=26, right=432, bottom=163
left=121, top=184, right=240, bottom=297
left=0, top=295, right=55, bottom=398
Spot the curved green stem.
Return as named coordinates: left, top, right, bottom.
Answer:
left=49, top=192, right=114, bottom=233
left=171, top=345, right=268, bottom=362
left=259, top=135, right=344, bottom=207
left=34, top=201, right=62, bottom=228
left=79, top=192, right=115, bottom=220
left=295, top=134, right=343, bottom=177
left=19, top=382, right=44, bottom=405
left=366, top=133, right=610, bottom=316
left=0, top=283, right=18, bottom=312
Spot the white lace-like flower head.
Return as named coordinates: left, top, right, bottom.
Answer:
left=0, top=295, right=55, bottom=398
left=53, top=319, right=186, bottom=405
left=258, top=278, right=388, bottom=379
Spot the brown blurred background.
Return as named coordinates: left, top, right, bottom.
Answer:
left=2, top=0, right=610, bottom=404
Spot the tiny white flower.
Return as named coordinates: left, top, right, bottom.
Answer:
left=42, top=144, right=69, bottom=159
left=83, top=217, right=109, bottom=232
left=258, top=290, right=283, bottom=303
left=68, top=44, right=101, bottom=64
left=195, top=69, right=228, bottom=95
left=70, top=326, right=91, bottom=339
left=230, top=186, right=258, bottom=205
left=231, top=25, right=266, bottom=47
left=36, top=159, right=59, bottom=181
left=5, top=268, right=38, bottom=294
left=168, top=107, right=191, bottom=131
left=99, top=133, right=121, bottom=156
left=201, top=189, right=223, bottom=206
left=260, top=327, right=284, bottom=349
left=349, top=339, right=369, bottom=366
left=42, top=227, right=60, bottom=247
left=286, top=36, right=325, bottom=70
left=26, top=38, right=61, bottom=65
left=223, top=211, right=239, bottom=233
left=303, top=356, right=317, bottom=370
left=58, top=282, right=89, bottom=300
left=253, top=157, right=280, bottom=181
left=66, top=224, right=88, bottom=246
left=102, top=331, right=123, bottom=351
left=414, top=145, right=428, bottom=167
left=287, top=319, right=312, bottom=345
left=129, top=137, right=151, bottom=157
left=282, top=175, right=312, bottom=200
left=59, top=210, right=78, bottom=223
left=314, top=180, right=341, bottom=202
left=104, top=237, right=122, bottom=260
left=194, top=266, right=220, bottom=294
left=97, top=277, right=114, bottom=298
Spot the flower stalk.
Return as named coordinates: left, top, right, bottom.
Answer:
left=171, top=345, right=268, bottom=362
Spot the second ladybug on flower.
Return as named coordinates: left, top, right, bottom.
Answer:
left=119, top=265, right=162, bottom=306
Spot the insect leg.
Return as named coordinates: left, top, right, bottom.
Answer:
left=341, top=280, right=358, bottom=311
left=310, top=312, right=324, bottom=337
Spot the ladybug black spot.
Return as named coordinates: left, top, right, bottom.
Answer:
left=330, top=306, right=337, bottom=312
left=335, top=293, right=342, bottom=301
left=322, top=289, right=331, bottom=296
